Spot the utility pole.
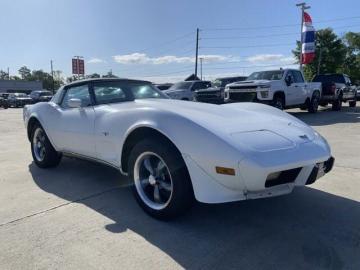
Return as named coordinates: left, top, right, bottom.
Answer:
left=50, top=60, right=55, bottom=94
left=7, top=67, right=9, bottom=80
left=296, top=2, right=310, bottom=71
left=195, top=28, right=199, bottom=78
left=200, top=57, right=203, bottom=80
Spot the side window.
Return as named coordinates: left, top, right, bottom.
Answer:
left=93, top=83, right=128, bottom=104
left=292, top=71, right=304, bottom=83
left=344, top=76, right=351, bottom=85
left=61, top=84, right=91, bottom=108
left=285, top=71, right=294, bottom=84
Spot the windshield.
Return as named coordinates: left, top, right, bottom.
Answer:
left=92, top=81, right=167, bottom=105
left=39, top=92, right=52, bottom=96
left=247, top=70, right=284, bottom=81
left=169, top=81, right=192, bottom=90
left=212, top=79, right=227, bottom=87
left=15, top=93, right=27, bottom=97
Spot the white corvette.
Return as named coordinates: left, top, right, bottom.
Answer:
left=23, top=78, right=334, bottom=219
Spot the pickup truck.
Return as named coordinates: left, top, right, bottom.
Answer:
left=312, top=74, right=357, bottom=110
left=163, top=80, right=211, bottom=100
left=194, top=76, right=247, bottom=104
left=224, top=68, right=322, bottom=113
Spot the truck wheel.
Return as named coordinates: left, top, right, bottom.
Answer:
left=31, top=123, right=62, bottom=168
left=308, top=93, right=319, bottom=113
left=332, top=96, right=342, bottom=111
left=272, top=95, right=284, bottom=110
left=128, top=138, right=194, bottom=220
left=349, top=100, right=356, bottom=107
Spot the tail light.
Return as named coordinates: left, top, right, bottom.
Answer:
left=331, top=83, right=336, bottom=94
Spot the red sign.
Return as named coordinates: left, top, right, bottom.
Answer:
left=72, top=58, right=85, bottom=75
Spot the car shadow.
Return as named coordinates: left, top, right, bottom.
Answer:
left=289, top=106, right=360, bottom=126
left=29, top=158, right=360, bottom=269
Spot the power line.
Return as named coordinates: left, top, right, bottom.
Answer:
left=202, top=15, right=360, bottom=31
left=201, top=43, right=295, bottom=49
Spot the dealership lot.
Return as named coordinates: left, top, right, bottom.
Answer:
left=0, top=106, right=359, bottom=269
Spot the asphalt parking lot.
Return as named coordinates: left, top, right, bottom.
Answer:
left=0, top=105, right=359, bottom=270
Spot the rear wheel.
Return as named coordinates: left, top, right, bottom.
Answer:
left=31, top=124, right=62, bottom=168
left=349, top=100, right=356, bottom=107
left=308, top=92, right=319, bottom=113
left=128, top=138, right=194, bottom=220
left=332, top=95, right=342, bottom=111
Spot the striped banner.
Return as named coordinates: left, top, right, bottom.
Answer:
left=301, top=12, right=315, bottom=64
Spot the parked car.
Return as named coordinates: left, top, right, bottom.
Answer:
left=7, top=93, right=33, bottom=107
left=154, top=83, right=173, bottom=91
left=30, top=90, right=53, bottom=103
left=0, top=95, right=8, bottom=109
left=357, top=86, right=360, bottom=101
left=224, top=69, right=322, bottom=113
left=194, top=76, right=247, bottom=104
left=23, top=78, right=334, bottom=219
left=163, top=80, right=211, bottom=100
left=312, top=74, right=357, bottom=110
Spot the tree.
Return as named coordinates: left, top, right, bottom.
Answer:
left=293, top=28, right=347, bottom=81
left=102, top=71, right=118, bottom=78
left=18, top=66, right=31, bottom=80
left=343, top=32, right=360, bottom=83
left=86, top=73, right=101, bottom=78
left=0, top=70, right=8, bottom=80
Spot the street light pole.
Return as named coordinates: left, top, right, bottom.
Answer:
left=200, top=57, right=203, bottom=80
left=296, top=2, right=310, bottom=71
left=50, top=60, right=55, bottom=94
left=195, top=28, right=199, bottom=78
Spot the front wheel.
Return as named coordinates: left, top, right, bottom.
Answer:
left=31, top=124, right=62, bottom=168
left=128, top=139, right=194, bottom=220
left=272, top=95, right=285, bottom=110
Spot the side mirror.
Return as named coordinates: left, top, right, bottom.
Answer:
left=67, top=98, right=82, bottom=108
left=285, top=75, right=292, bottom=86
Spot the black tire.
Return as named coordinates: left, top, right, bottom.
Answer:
left=128, top=138, right=194, bottom=220
left=30, top=123, right=62, bottom=168
left=272, top=95, right=285, bottom=110
left=349, top=100, right=356, bottom=107
left=332, top=95, right=342, bottom=111
left=308, top=93, right=319, bottom=113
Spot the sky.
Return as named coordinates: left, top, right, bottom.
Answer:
left=1, top=0, right=360, bottom=83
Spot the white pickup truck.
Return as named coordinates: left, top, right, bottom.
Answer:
left=224, top=69, right=322, bottom=113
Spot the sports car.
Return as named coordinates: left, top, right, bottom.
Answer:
left=23, top=78, right=334, bottom=219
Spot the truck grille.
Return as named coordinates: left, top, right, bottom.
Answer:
left=229, top=92, right=257, bottom=102
left=229, top=85, right=257, bottom=90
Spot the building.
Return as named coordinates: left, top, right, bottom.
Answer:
left=0, top=80, right=43, bottom=94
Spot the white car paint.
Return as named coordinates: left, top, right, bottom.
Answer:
left=23, top=82, right=333, bottom=204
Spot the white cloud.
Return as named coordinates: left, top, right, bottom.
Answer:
left=113, top=53, right=234, bottom=65
left=246, top=54, right=295, bottom=65
left=88, top=58, right=106, bottom=64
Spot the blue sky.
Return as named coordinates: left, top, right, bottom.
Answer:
left=1, top=0, right=360, bottom=82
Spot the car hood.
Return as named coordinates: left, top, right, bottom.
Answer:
left=195, top=87, right=222, bottom=93
left=163, top=89, right=187, bottom=95
left=228, top=80, right=272, bottom=87
left=123, top=99, right=316, bottom=147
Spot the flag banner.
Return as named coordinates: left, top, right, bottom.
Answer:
left=301, top=12, right=315, bottom=64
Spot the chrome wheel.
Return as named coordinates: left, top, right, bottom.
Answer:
left=33, top=127, right=46, bottom=162
left=134, top=152, right=173, bottom=210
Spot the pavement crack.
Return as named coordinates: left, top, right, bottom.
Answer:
left=0, top=186, right=123, bottom=228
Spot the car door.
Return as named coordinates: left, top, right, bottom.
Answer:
left=284, top=71, right=298, bottom=106
left=344, top=75, right=355, bottom=100
left=91, top=81, right=131, bottom=164
left=291, top=70, right=308, bottom=104
left=50, top=83, right=96, bottom=158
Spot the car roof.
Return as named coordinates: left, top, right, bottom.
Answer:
left=65, top=78, right=152, bottom=87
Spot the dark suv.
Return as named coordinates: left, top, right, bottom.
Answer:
left=312, top=74, right=357, bottom=110
left=30, top=90, right=53, bottom=103
left=194, top=76, right=247, bottom=104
